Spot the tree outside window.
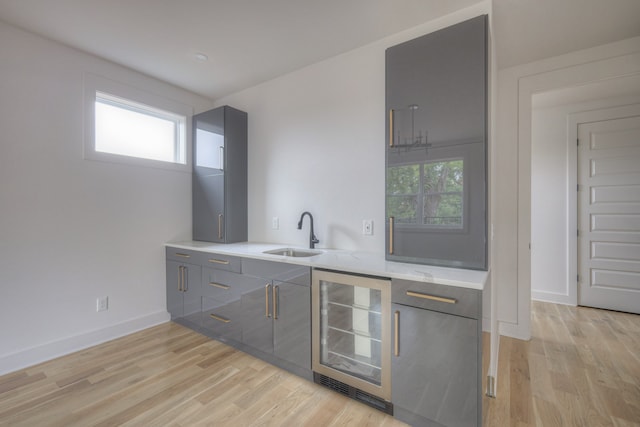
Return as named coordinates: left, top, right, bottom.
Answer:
left=387, top=159, right=463, bottom=228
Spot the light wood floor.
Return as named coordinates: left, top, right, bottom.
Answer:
left=483, top=301, right=640, bottom=426
left=1, top=301, right=638, bottom=426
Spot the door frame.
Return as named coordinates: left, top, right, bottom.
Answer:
left=506, top=48, right=640, bottom=341
left=567, top=103, right=640, bottom=306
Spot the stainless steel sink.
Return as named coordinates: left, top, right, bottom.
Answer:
left=263, top=247, right=322, bottom=257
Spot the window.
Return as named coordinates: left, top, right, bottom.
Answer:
left=387, top=159, right=464, bottom=228
left=84, top=73, right=191, bottom=171
left=95, top=93, right=186, bottom=164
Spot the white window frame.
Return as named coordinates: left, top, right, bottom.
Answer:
left=83, top=73, right=192, bottom=172
left=387, top=157, right=465, bottom=230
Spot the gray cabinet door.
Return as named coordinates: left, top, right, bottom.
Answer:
left=193, top=106, right=247, bottom=243
left=166, top=260, right=184, bottom=318
left=193, top=169, right=225, bottom=243
left=392, top=303, right=479, bottom=427
left=273, top=281, right=311, bottom=370
left=202, top=297, right=242, bottom=342
left=241, top=280, right=274, bottom=354
left=166, top=260, right=201, bottom=325
left=385, top=15, right=487, bottom=270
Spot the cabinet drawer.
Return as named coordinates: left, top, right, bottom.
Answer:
left=243, top=258, right=310, bottom=286
left=166, top=247, right=203, bottom=263
left=201, top=297, right=242, bottom=342
left=391, top=279, right=480, bottom=319
left=202, top=268, right=264, bottom=302
left=202, top=254, right=242, bottom=273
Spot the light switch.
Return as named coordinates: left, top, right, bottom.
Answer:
left=363, top=220, right=373, bottom=235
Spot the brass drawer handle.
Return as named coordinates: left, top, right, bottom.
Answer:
left=209, top=282, right=230, bottom=290
left=273, top=285, right=279, bottom=320
left=265, top=284, right=271, bottom=318
left=209, top=313, right=231, bottom=323
left=394, top=310, right=400, bottom=357
left=406, top=291, right=457, bottom=304
left=389, top=109, right=395, bottom=147
left=175, top=253, right=191, bottom=258
left=209, top=258, right=230, bottom=265
left=389, top=217, right=394, bottom=255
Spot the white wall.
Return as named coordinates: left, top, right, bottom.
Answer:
left=0, top=21, right=212, bottom=375
left=214, top=3, right=491, bottom=254
left=531, top=91, right=640, bottom=305
left=494, top=36, right=640, bottom=340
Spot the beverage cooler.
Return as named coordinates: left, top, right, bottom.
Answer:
left=311, top=269, right=392, bottom=413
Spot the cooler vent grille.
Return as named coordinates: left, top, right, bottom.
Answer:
left=313, top=372, right=393, bottom=415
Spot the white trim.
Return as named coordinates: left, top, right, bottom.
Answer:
left=0, top=311, right=170, bottom=376
left=507, top=43, right=640, bottom=341
left=498, top=320, right=530, bottom=341
left=83, top=72, right=193, bottom=172
left=531, top=290, right=575, bottom=305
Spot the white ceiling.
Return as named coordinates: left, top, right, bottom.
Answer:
left=0, top=0, right=639, bottom=100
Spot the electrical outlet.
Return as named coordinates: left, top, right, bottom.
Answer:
left=362, top=220, right=373, bottom=235
left=97, top=296, right=109, bottom=312
left=272, top=216, right=279, bottom=230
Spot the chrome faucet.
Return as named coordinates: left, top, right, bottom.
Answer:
left=297, top=211, right=319, bottom=249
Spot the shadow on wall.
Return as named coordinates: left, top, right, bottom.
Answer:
left=325, top=224, right=361, bottom=250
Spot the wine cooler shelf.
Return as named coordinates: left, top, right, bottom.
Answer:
left=313, top=269, right=391, bottom=401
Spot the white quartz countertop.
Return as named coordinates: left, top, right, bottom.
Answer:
left=166, top=241, right=488, bottom=291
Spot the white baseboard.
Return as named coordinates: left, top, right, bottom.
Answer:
left=0, top=311, right=171, bottom=376
left=531, top=290, right=575, bottom=306
left=482, top=316, right=491, bottom=332
left=499, top=320, right=531, bottom=341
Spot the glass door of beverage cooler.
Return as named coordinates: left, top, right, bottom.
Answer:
left=312, top=269, right=391, bottom=401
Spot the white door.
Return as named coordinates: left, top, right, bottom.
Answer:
left=578, top=114, right=640, bottom=314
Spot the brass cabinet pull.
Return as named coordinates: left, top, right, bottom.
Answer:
left=389, top=217, right=395, bottom=254
left=389, top=109, right=395, bottom=147
left=406, top=291, right=457, bottom=304
left=175, top=253, right=191, bottom=258
left=218, top=214, right=224, bottom=239
left=209, top=313, right=231, bottom=323
left=209, top=258, right=230, bottom=265
left=394, top=310, right=400, bottom=357
left=178, top=266, right=184, bottom=292
left=183, top=266, right=188, bottom=292
left=273, top=285, right=279, bottom=320
left=265, top=284, right=271, bottom=318
left=209, top=282, right=230, bottom=290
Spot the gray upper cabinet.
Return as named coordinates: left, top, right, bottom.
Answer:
left=385, top=15, right=488, bottom=270
left=193, top=105, right=248, bottom=243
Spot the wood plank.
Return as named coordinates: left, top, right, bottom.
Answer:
left=0, top=303, right=637, bottom=426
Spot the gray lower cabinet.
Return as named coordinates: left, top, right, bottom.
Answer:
left=165, top=252, right=313, bottom=376
left=241, top=259, right=312, bottom=372
left=166, top=259, right=201, bottom=326
left=201, top=267, right=259, bottom=343
left=272, top=281, right=311, bottom=369
left=240, top=279, right=311, bottom=370
left=239, top=278, right=273, bottom=353
left=391, top=279, right=481, bottom=427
